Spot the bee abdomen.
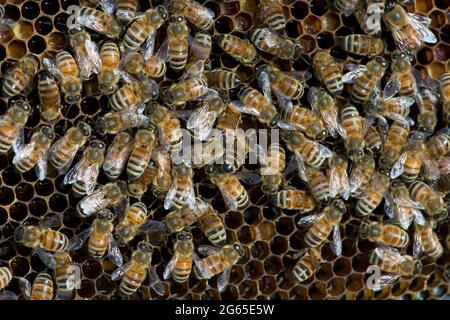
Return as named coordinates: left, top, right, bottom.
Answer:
left=120, top=267, right=146, bottom=296
left=356, top=190, right=381, bottom=216
left=41, top=230, right=69, bottom=252
left=292, top=262, right=313, bottom=282
left=72, top=180, right=88, bottom=198
left=0, top=267, right=12, bottom=290
left=31, top=272, right=54, bottom=300
left=173, top=257, right=192, bottom=283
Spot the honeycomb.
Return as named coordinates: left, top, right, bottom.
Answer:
left=0, top=0, right=449, bottom=301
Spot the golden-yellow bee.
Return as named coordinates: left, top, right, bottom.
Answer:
left=127, top=128, right=156, bottom=180
left=14, top=215, right=68, bottom=269
left=440, top=72, right=450, bottom=127
left=145, top=102, right=183, bottom=153
left=165, top=16, right=190, bottom=71
left=111, top=241, right=165, bottom=297
left=328, top=150, right=350, bottom=200
left=355, top=170, right=390, bottom=217
left=43, top=51, right=82, bottom=104
left=250, top=28, right=302, bottom=61
left=425, top=130, right=450, bottom=160
left=163, top=197, right=210, bottom=234
left=278, top=103, right=327, bottom=141
left=77, top=6, right=122, bottom=39
left=343, top=56, right=388, bottom=105
left=13, top=126, right=55, bottom=181
left=76, top=181, right=128, bottom=218
left=409, top=180, right=446, bottom=217
left=272, top=188, right=317, bottom=212
left=349, top=154, right=376, bottom=198
left=258, top=0, right=286, bottom=31
left=69, top=209, right=123, bottom=266
left=148, top=148, right=172, bottom=198
left=0, top=266, right=15, bottom=299
left=121, top=51, right=167, bottom=79
left=19, top=272, right=54, bottom=300
left=417, top=88, right=439, bottom=135
left=1, top=54, right=39, bottom=98
left=49, top=122, right=92, bottom=175
left=97, top=104, right=150, bottom=135
left=368, top=246, right=422, bottom=291
left=353, top=0, right=384, bottom=37
left=413, top=219, right=443, bottom=259
left=109, top=75, right=159, bottom=111
left=336, top=34, right=385, bottom=56
left=122, top=6, right=168, bottom=52
left=379, top=121, right=410, bottom=170
left=103, top=131, right=134, bottom=180
left=216, top=106, right=242, bottom=132
left=38, top=72, right=60, bottom=123
left=190, top=31, right=212, bottom=62
left=296, top=157, right=331, bottom=203
left=95, top=40, right=121, bottom=95
left=291, top=248, right=322, bottom=283
left=365, top=94, right=414, bottom=125
left=194, top=243, right=245, bottom=292
left=312, top=50, right=343, bottom=96
left=127, top=164, right=157, bottom=199
left=382, top=3, right=437, bottom=52
left=298, top=199, right=346, bottom=255
left=64, top=139, right=106, bottom=197
left=116, top=0, right=140, bottom=22
left=364, top=125, right=383, bottom=155
left=360, top=221, right=410, bottom=248
left=165, top=76, right=208, bottom=106
left=114, top=202, right=165, bottom=247
left=165, top=162, right=196, bottom=210
left=216, top=34, right=257, bottom=65
left=258, top=64, right=307, bottom=100
left=199, top=205, right=227, bottom=247
left=53, top=251, right=80, bottom=300
left=164, top=231, right=208, bottom=283
left=339, top=103, right=365, bottom=161
left=260, top=143, right=286, bottom=195
left=0, top=98, right=30, bottom=154
left=205, top=69, right=240, bottom=90
left=171, top=0, right=215, bottom=30
left=68, top=26, right=99, bottom=80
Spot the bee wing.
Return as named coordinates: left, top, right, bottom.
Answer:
left=198, top=244, right=220, bottom=256
left=341, top=168, right=350, bottom=201
left=195, top=4, right=215, bottom=20
left=108, top=234, right=123, bottom=267
left=138, top=219, right=166, bottom=234
left=372, top=274, right=400, bottom=292
left=111, top=261, right=132, bottom=281
left=83, top=164, right=102, bottom=195
left=375, top=245, right=405, bottom=265
left=331, top=224, right=342, bottom=256
left=423, top=159, right=440, bottom=185
left=35, top=151, right=48, bottom=181
left=99, top=0, right=117, bottom=15
left=342, top=65, right=367, bottom=83
left=0, top=290, right=18, bottom=300
left=413, top=231, right=424, bottom=258
left=85, top=39, right=101, bottom=74
left=218, top=182, right=238, bottom=211
left=103, top=143, right=132, bottom=174
left=35, top=247, right=57, bottom=270
left=187, top=105, right=217, bottom=141
left=235, top=172, right=262, bottom=185
left=229, top=100, right=261, bottom=117
left=164, top=177, right=178, bottom=210
left=78, top=188, right=108, bottom=216
left=77, top=12, right=112, bottom=36
left=142, top=31, right=157, bottom=61
left=390, top=152, right=408, bottom=179
left=148, top=266, right=165, bottom=296
left=42, top=213, right=62, bottom=229
left=43, top=57, right=62, bottom=81
left=283, top=154, right=298, bottom=177
left=407, top=13, right=437, bottom=44
left=273, top=88, right=293, bottom=114
left=294, top=154, right=307, bottom=182
left=393, top=197, right=424, bottom=210
left=163, top=252, right=179, bottom=280
left=297, top=212, right=324, bottom=226
left=412, top=209, right=426, bottom=227
left=276, top=120, right=305, bottom=131
left=309, top=139, right=333, bottom=158
left=258, top=71, right=272, bottom=104
left=68, top=227, right=93, bottom=251
left=383, top=76, right=400, bottom=99
left=156, top=36, right=169, bottom=62
left=49, top=140, right=78, bottom=175
left=384, top=193, right=396, bottom=220
left=63, top=160, right=84, bottom=185
left=192, top=252, right=209, bottom=279
left=19, top=278, right=32, bottom=300
left=217, top=267, right=232, bottom=292
left=328, top=159, right=340, bottom=199
left=12, top=129, right=25, bottom=154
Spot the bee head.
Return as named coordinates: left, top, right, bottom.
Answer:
left=347, top=148, right=363, bottom=162
left=233, top=243, right=245, bottom=258
left=77, top=121, right=92, bottom=137
left=99, top=82, right=118, bottom=95
left=156, top=5, right=169, bottom=21
left=137, top=241, right=153, bottom=253
left=358, top=221, right=371, bottom=239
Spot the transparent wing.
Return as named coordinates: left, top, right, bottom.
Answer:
left=413, top=231, right=424, bottom=258
left=156, top=36, right=169, bottom=61
left=85, top=39, right=101, bottom=73
left=19, top=278, right=32, bottom=300
left=218, top=183, right=239, bottom=211
left=198, top=245, right=220, bottom=256
left=412, top=209, right=426, bottom=226
left=138, top=219, right=166, bottom=234
left=111, top=261, right=132, bottom=281
left=12, top=129, right=25, bottom=154
left=423, top=159, right=440, bottom=184
left=309, top=139, right=333, bottom=158
left=329, top=160, right=340, bottom=198
left=143, top=31, right=157, bottom=60
left=408, top=13, right=437, bottom=44
left=164, top=177, right=178, bottom=210
left=235, top=172, right=262, bottom=185
left=331, top=224, right=342, bottom=256
left=375, top=246, right=405, bottom=265
left=297, top=212, right=324, bottom=226
left=383, top=76, right=400, bottom=99
left=102, top=143, right=132, bottom=174
left=108, top=234, right=123, bottom=267
left=342, top=65, right=367, bottom=83
left=35, top=151, right=48, bottom=181
left=394, top=197, right=424, bottom=210
left=78, top=188, right=108, bottom=216
left=390, top=152, right=408, bottom=179
left=341, top=169, right=350, bottom=200
left=258, top=71, right=272, bottom=104
left=68, top=227, right=93, bottom=251
left=372, top=274, right=400, bottom=292
left=77, top=12, right=113, bottom=36
left=295, top=154, right=307, bottom=182
left=276, top=119, right=305, bottom=131
left=43, top=57, right=62, bottom=81
left=42, top=213, right=62, bottom=229
left=35, top=247, right=57, bottom=270
left=192, top=252, right=210, bottom=279
left=163, top=253, right=178, bottom=280
left=12, top=141, right=36, bottom=167
left=49, top=141, right=78, bottom=175
left=187, top=105, right=217, bottom=140
left=384, top=193, right=396, bottom=220
left=148, top=266, right=165, bottom=296
left=217, top=267, right=231, bottom=292
left=99, top=0, right=117, bottom=15
left=63, top=160, right=84, bottom=185
left=0, top=290, right=18, bottom=300
left=229, top=101, right=260, bottom=117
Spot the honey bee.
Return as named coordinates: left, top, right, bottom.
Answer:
left=19, top=272, right=54, bottom=300
left=165, top=76, right=209, bottom=106
left=296, top=157, right=331, bottom=203
left=64, top=139, right=106, bottom=197
left=258, top=0, right=286, bottom=31
left=164, top=231, right=209, bottom=283
left=368, top=246, right=422, bottom=291
left=365, top=93, right=414, bottom=125
left=278, top=103, right=327, bottom=141
left=339, top=103, right=365, bottom=161
left=194, top=243, right=245, bottom=292
left=333, top=0, right=358, bottom=15
left=384, top=179, right=426, bottom=230
left=417, top=88, right=439, bottom=135
left=53, top=251, right=80, bottom=300
left=103, top=131, right=134, bottom=180
left=163, top=197, right=210, bottom=234
left=353, top=0, right=384, bottom=37
left=114, top=202, right=165, bottom=247
left=379, top=121, right=410, bottom=170
left=360, top=221, right=410, bottom=248
left=149, top=148, right=173, bottom=198
left=382, top=3, right=437, bottom=52
left=121, top=51, right=167, bottom=79
left=190, top=32, right=212, bottom=62
left=216, top=34, right=257, bottom=65
left=308, top=87, right=346, bottom=139
left=216, top=106, right=242, bottom=132
left=76, top=181, right=128, bottom=218
left=109, top=74, right=159, bottom=111
left=440, top=72, right=450, bottom=127
left=145, top=102, right=183, bottom=153
left=343, top=56, right=388, bottom=105
left=291, top=248, right=322, bottom=283
left=328, top=150, right=350, bottom=200
left=38, top=72, right=61, bottom=123
left=122, top=6, right=168, bottom=52
left=14, top=214, right=68, bottom=269
left=77, top=6, right=122, bottom=39
left=425, top=130, right=450, bottom=160
left=364, top=125, right=383, bottom=155
left=312, top=51, right=343, bottom=96
left=13, top=126, right=55, bottom=181
left=128, top=164, right=157, bottom=198
left=281, top=130, right=333, bottom=168
left=69, top=209, right=123, bottom=267
left=111, top=241, right=165, bottom=297
left=68, top=26, right=99, bottom=80
left=164, top=16, right=190, bottom=71
left=127, top=128, right=156, bottom=180
left=171, top=0, right=215, bottom=30
left=349, top=154, right=376, bottom=198
left=413, top=219, right=443, bottom=259
left=43, top=51, right=82, bottom=104
left=250, top=28, right=302, bottom=61
left=97, top=104, right=150, bottom=135
left=116, top=0, right=140, bottom=22
left=298, top=199, right=346, bottom=255
left=409, top=180, right=446, bottom=217
left=49, top=122, right=92, bottom=175
left=0, top=267, right=15, bottom=300
left=258, top=64, right=307, bottom=101
left=336, top=34, right=385, bottom=56
left=355, top=170, right=390, bottom=217
left=199, top=206, right=227, bottom=247
left=0, top=98, right=31, bottom=154
left=165, top=162, right=196, bottom=210
left=1, top=54, right=39, bottom=98
left=0, top=5, right=16, bottom=45
left=259, top=143, right=286, bottom=195
left=205, top=69, right=241, bottom=90
left=96, top=40, right=121, bottom=95
left=272, top=188, right=317, bottom=212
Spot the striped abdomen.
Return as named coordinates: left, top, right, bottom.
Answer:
left=55, top=265, right=76, bottom=294
left=305, top=217, right=333, bottom=247
left=126, top=202, right=147, bottom=227
left=127, top=145, right=152, bottom=179
left=217, top=35, right=256, bottom=64
left=56, top=51, right=79, bottom=77
left=356, top=189, right=382, bottom=216
left=0, top=123, right=20, bottom=153
left=160, top=118, right=182, bottom=152
left=31, top=272, right=53, bottom=300
left=397, top=71, right=415, bottom=98
left=173, top=256, right=192, bottom=283
left=123, top=16, right=150, bottom=51
left=41, top=230, right=69, bottom=252
left=426, top=134, right=450, bottom=160
left=2, top=68, right=30, bottom=97
left=200, top=214, right=226, bottom=247
left=318, top=63, right=343, bottom=96
left=0, top=267, right=12, bottom=290
left=308, top=172, right=331, bottom=203
left=120, top=265, right=146, bottom=295
left=143, top=56, right=166, bottom=78
left=409, top=181, right=433, bottom=207
left=298, top=141, right=326, bottom=167
left=351, top=72, right=377, bottom=104
left=274, top=74, right=304, bottom=99
left=206, top=70, right=240, bottom=90
left=292, top=258, right=315, bottom=282
left=169, top=38, right=188, bottom=71
left=196, top=254, right=224, bottom=279
left=381, top=225, right=409, bottom=248
left=110, top=85, right=137, bottom=111
left=50, top=142, right=77, bottom=170
left=217, top=175, right=249, bottom=209
left=15, top=149, right=41, bottom=173
left=261, top=0, right=286, bottom=31
left=88, top=232, right=109, bottom=259
left=171, top=179, right=196, bottom=210
left=273, top=189, right=317, bottom=211
left=38, top=73, right=60, bottom=122
left=402, top=155, right=421, bottom=183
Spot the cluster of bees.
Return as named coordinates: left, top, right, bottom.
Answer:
left=0, top=0, right=449, bottom=300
